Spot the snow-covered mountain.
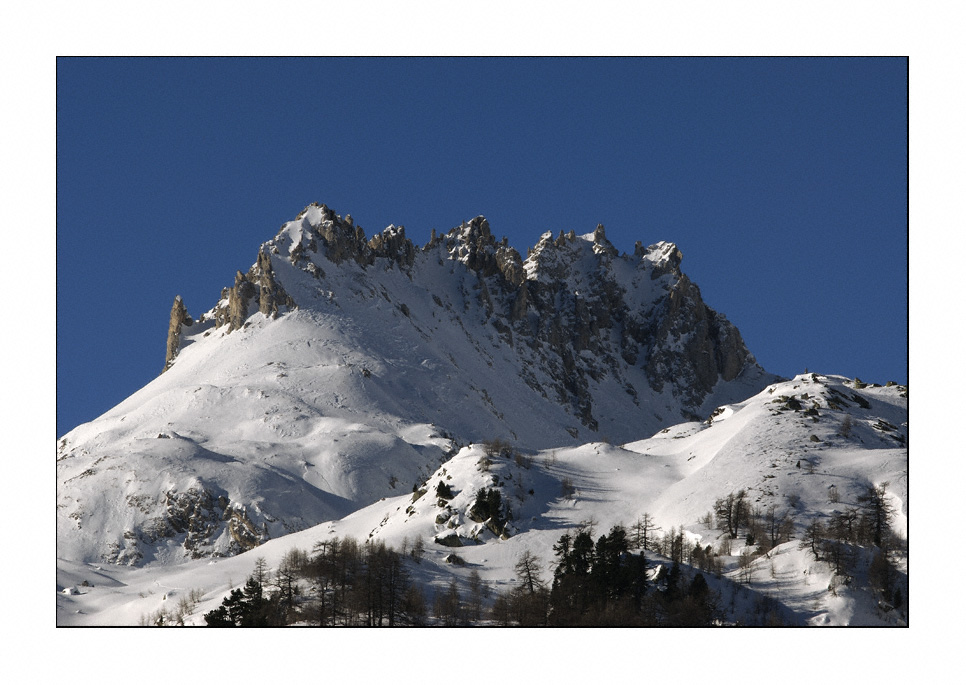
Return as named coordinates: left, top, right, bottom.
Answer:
left=58, top=203, right=773, bottom=566
left=56, top=203, right=906, bottom=626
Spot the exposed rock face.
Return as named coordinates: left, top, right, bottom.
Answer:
left=163, top=295, right=193, bottom=372
left=510, top=280, right=530, bottom=322
left=644, top=272, right=748, bottom=407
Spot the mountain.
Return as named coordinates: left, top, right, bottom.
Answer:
left=56, top=203, right=906, bottom=626
left=57, top=203, right=774, bottom=566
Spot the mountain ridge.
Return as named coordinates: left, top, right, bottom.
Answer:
left=166, top=203, right=773, bottom=428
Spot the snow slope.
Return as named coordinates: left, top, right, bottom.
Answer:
left=58, top=373, right=907, bottom=626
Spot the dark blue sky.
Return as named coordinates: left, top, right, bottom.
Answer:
left=56, top=57, right=907, bottom=437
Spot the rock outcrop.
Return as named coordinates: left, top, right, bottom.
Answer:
left=163, top=295, right=193, bottom=372
left=212, top=251, right=296, bottom=333
left=439, top=216, right=527, bottom=287
left=106, top=486, right=266, bottom=564
left=254, top=250, right=296, bottom=319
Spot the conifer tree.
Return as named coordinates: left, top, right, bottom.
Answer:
left=858, top=482, right=895, bottom=548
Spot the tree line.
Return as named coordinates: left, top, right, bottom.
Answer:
left=202, top=523, right=722, bottom=627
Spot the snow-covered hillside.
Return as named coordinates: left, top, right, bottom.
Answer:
left=57, top=204, right=776, bottom=568
left=58, top=373, right=907, bottom=626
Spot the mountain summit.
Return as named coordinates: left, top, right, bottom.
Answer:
left=58, top=203, right=776, bottom=566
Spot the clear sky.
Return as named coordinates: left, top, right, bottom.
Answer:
left=56, top=57, right=907, bottom=437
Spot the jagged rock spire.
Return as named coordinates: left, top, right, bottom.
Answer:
left=163, top=295, right=193, bottom=371
left=591, top=223, right=618, bottom=256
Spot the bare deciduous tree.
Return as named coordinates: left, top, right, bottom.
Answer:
left=515, top=549, right=545, bottom=595
left=632, top=512, right=660, bottom=551
left=714, top=490, right=749, bottom=539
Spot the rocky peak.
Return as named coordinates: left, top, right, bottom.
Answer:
left=643, top=240, right=683, bottom=278
left=440, top=216, right=525, bottom=286
left=368, top=224, right=416, bottom=267
left=165, top=202, right=769, bottom=428
left=307, top=203, right=372, bottom=266
left=285, top=203, right=422, bottom=272
left=591, top=223, right=619, bottom=257
left=522, top=228, right=602, bottom=283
